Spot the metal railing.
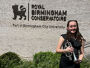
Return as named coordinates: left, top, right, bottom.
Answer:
left=84, top=41, right=90, bottom=62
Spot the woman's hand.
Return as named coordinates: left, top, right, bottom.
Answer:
left=74, top=59, right=82, bottom=64
left=65, top=46, right=74, bottom=53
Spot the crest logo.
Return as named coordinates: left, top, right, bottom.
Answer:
left=12, top=4, right=26, bottom=20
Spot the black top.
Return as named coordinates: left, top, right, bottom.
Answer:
left=59, top=34, right=81, bottom=68
left=61, top=34, right=81, bottom=57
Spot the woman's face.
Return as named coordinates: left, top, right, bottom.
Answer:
left=67, top=21, right=77, bottom=34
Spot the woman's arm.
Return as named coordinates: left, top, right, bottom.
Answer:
left=56, top=36, right=73, bottom=53
left=78, top=39, right=85, bottom=61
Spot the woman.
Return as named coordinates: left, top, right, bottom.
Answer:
left=56, top=20, right=85, bottom=68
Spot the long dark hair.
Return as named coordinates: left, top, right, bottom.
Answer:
left=66, top=20, right=84, bottom=43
